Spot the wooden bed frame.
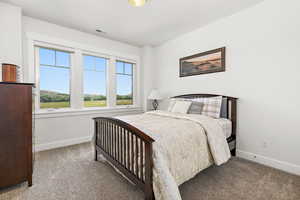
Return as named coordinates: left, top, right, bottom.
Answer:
left=93, top=94, right=237, bottom=200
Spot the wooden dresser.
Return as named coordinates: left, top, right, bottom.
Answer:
left=0, top=82, right=34, bottom=188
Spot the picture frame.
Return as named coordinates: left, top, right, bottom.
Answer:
left=179, top=47, right=226, bottom=77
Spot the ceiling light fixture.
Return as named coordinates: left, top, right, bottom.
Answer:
left=128, top=0, right=148, bottom=7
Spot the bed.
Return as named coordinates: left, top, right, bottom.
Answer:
left=93, top=94, right=237, bottom=200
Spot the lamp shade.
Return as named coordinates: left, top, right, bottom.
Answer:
left=148, top=89, right=162, bottom=100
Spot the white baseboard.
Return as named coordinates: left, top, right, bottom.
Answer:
left=237, top=150, right=300, bottom=176
left=35, top=136, right=92, bottom=152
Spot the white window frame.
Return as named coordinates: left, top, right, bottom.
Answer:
left=82, top=53, right=109, bottom=108
left=34, top=45, right=75, bottom=112
left=26, top=32, right=141, bottom=115
left=115, top=60, right=136, bottom=107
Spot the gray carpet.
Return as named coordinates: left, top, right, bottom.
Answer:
left=0, top=143, right=299, bottom=200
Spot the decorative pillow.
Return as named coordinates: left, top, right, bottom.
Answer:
left=167, top=98, right=176, bottom=111
left=188, top=101, right=204, bottom=114
left=192, top=96, right=222, bottom=118
left=167, top=98, right=186, bottom=111
left=171, top=100, right=192, bottom=114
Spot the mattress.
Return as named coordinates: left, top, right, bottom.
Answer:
left=215, top=118, right=232, bottom=138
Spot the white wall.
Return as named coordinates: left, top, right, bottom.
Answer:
left=34, top=108, right=143, bottom=151
left=0, top=2, right=22, bottom=81
left=21, top=16, right=144, bottom=151
left=153, top=0, right=300, bottom=174
left=141, top=46, right=155, bottom=110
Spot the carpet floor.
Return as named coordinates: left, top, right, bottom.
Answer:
left=0, top=143, right=299, bottom=200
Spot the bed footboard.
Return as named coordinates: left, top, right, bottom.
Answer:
left=93, top=117, right=155, bottom=200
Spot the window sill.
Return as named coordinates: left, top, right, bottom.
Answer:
left=35, top=106, right=144, bottom=119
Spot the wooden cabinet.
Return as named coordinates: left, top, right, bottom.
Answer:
left=0, top=82, right=34, bottom=188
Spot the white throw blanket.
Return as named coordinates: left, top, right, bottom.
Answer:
left=114, top=110, right=231, bottom=200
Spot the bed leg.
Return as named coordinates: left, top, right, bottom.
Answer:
left=28, top=175, right=32, bottom=187
left=231, top=148, right=236, bottom=156
left=145, top=188, right=154, bottom=200
left=94, top=148, right=98, bottom=161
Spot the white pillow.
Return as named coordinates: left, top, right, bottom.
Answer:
left=171, top=100, right=192, bottom=114
left=167, top=98, right=176, bottom=111
left=167, top=98, right=187, bottom=111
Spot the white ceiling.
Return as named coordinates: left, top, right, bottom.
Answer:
left=2, top=0, right=263, bottom=46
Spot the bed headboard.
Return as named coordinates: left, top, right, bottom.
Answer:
left=172, top=94, right=238, bottom=139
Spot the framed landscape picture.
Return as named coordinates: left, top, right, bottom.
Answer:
left=179, top=47, right=225, bottom=77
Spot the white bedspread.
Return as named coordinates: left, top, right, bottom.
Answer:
left=116, top=110, right=231, bottom=200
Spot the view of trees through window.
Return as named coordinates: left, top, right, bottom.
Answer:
left=116, top=61, right=133, bottom=105
left=39, top=48, right=71, bottom=109
left=83, top=55, right=107, bottom=107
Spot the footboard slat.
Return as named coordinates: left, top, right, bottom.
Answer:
left=126, top=130, right=130, bottom=170
left=117, top=126, right=120, bottom=162
left=98, top=121, right=104, bottom=146
left=106, top=122, right=109, bottom=153
left=114, top=124, right=117, bottom=159
left=124, top=129, right=127, bottom=169
left=101, top=121, right=104, bottom=146
left=94, top=117, right=155, bottom=200
left=131, top=132, right=134, bottom=172
left=109, top=122, right=111, bottom=155
left=135, top=136, right=139, bottom=178
left=122, top=128, right=125, bottom=165
left=109, top=123, right=114, bottom=156
left=103, top=121, right=107, bottom=152
left=107, top=122, right=109, bottom=154
left=140, top=138, right=144, bottom=182
left=102, top=121, right=105, bottom=151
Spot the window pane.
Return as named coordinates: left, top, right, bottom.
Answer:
left=84, top=55, right=94, bottom=70
left=40, top=48, right=55, bottom=65
left=56, top=51, right=70, bottom=67
left=40, top=65, right=70, bottom=109
left=124, top=63, right=132, bottom=75
left=116, top=74, right=133, bottom=105
left=116, top=61, right=124, bottom=74
left=83, top=55, right=107, bottom=107
left=95, top=57, right=107, bottom=72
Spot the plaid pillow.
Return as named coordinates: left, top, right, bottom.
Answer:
left=188, top=101, right=203, bottom=114
left=192, top=96, right=222, bottom=118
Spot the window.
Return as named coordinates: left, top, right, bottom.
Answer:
left=83, top=55, right=108, bottom=107
left=33, top=39, right=139, bottom=113
left=116, top=61, right=133, bottom=105
left=39, top=48, right=71, bottom=109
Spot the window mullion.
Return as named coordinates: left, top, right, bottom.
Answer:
left=54, top=50, right=57, bottom=66
left=123, top=62, right=125, bottom=74
left=107, top=56, right=116, bottom=107
left=72, top=49, right=83, bottom=109
left=133, top=63, right=137, bottom=106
